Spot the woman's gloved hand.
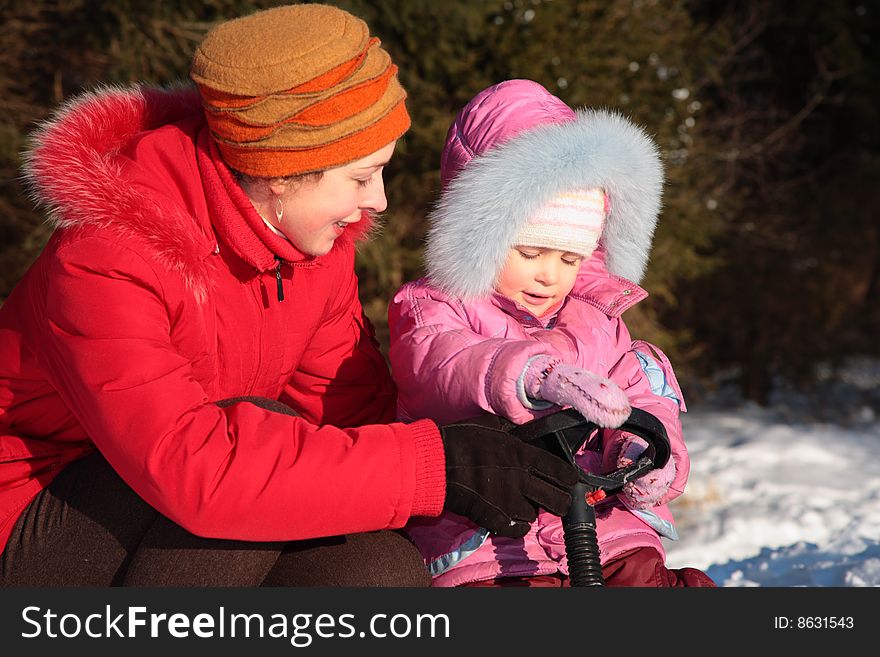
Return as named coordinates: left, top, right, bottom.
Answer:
left=524, top=356, right=631, bottom=428
left=606, top=434, right=676, bottom=509
left=440, top=416, right=578, bottom=538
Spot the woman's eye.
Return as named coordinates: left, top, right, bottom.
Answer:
left=356, top=178, right=371, bottom=188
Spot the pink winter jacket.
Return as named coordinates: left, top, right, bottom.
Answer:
left=389, top=250, right=689, bottom=586
left=389, top=79, right=684, bottom=585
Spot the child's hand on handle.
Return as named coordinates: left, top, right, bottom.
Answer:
left=439, top=416, right=578, bottom=537
left=525, top=356, right=631, bottom=428
left=607, top=434, right=676, bottom=509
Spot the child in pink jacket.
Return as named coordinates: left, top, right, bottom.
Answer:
left=388, top=79, right=714, bottom=587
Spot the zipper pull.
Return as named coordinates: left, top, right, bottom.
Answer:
left=274, top=256, right=285, bottom=302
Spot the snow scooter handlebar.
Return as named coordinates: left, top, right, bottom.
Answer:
left=510, top=407, right=671, bottom=586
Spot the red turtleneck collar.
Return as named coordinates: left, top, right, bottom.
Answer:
left=196, top=128, right=315, bottom=271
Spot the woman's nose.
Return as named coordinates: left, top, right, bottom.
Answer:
left=362, top=177, right=387, bottom=213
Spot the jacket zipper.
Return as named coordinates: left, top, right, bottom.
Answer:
left=274, top=256, right=285, bottom=302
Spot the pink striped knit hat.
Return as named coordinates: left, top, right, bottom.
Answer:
left=515, top=187, right=607, bottom=258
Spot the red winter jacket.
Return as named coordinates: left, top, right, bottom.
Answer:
left=0, top=85, right=445, bottom=553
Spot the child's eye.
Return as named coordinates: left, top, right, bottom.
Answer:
left=517, top=250, right=539, bottom=260
left=562, top=257, right=582, bottom=266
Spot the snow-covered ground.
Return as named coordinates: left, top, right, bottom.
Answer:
left=664, top=358, right=880, bottom=586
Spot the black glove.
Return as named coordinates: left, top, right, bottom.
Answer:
left=440, top=415, right=578, bottom=538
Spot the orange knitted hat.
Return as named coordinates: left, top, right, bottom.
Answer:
left=191, top=3, right=410, bottom=177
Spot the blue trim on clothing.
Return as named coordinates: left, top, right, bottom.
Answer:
left=624, top=502, right=680, bottom=540
left=516, top=355, right=555, bottom=411
left=630, top=349, right=680, bottom=540
left=426, top=528, right=491, bottom=577
left=633, top=350, right=681, bottom=408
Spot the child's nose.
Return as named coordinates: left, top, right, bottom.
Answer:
left=535, top=264, right=559, bottom=285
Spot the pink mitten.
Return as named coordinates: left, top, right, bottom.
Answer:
left=525, top=358, right=631, bottom=428
left=610, top=434, right=676, bottom=509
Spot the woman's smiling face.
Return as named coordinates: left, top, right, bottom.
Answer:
left=275, top=140, right=397, bottom=256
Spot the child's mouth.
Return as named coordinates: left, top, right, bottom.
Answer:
left=523, top=292, right=550, bottom=304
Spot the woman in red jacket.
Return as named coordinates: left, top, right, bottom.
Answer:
left=0, top=4, right=576, bottom=586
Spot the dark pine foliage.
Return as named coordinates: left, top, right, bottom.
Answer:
left=1, top=0, right=877, bottom=402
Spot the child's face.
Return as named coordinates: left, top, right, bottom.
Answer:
left=495, top=246, right=583, bottom=316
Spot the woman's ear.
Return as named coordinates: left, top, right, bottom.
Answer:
left=267, top=178, right=289, bottom=197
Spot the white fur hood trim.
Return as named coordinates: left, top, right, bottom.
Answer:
left=425, top=109, right=664, bottom=298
